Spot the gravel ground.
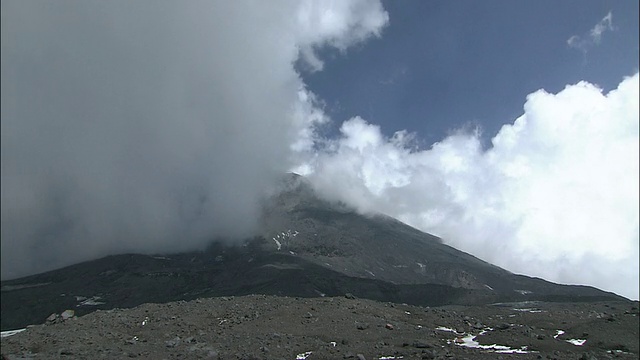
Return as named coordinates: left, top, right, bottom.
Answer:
left=2, top=295, right=638, bottom=360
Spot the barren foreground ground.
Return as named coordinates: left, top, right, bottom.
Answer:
left=2, top=295, right=638, bottom=360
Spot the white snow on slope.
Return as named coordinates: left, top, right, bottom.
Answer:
left=295, top=351, right=312, bottom=359
left=566, top=338, right=587, bottom=346
left=1, top=328, right=26, bottom=338
left=436, top=326, right=459, bottom=333
left=441, top=327, right=532, bottom=354
left=77, top=296, right=105, bottom=306
left=454, top=332, right=531, bottom=353
left=272, top=229, right=299, bottom=251
left=554, top=329, right=586, bottom=346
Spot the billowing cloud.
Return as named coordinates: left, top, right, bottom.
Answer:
left=568, top=11, right=614, bottom=53
left=297, top=73, right=639, bottom=300
left=0, top=0, right=388, bottom=279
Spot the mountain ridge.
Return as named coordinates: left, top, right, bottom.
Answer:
left=0, top=173, right=628, bottom=331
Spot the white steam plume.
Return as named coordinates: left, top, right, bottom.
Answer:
left=0, top=0, right=388, bottom=279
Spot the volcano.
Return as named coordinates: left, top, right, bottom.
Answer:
left=0, top=173, right=626, bottom=331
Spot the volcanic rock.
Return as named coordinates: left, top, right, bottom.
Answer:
left=1, top=174, right=636, bottom=359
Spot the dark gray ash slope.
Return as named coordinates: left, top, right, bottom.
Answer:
left=0, top=174, right=626, bottom=331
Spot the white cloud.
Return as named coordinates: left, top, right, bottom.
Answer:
left=568, top=11, right=614, bottom=52
left=590, top=11, right=613, bottom=43
left=295, top=0, right=389, bottom=71
left=0, top=0, right=388, bottom=279
left=298, top=73, right=640, bottom=300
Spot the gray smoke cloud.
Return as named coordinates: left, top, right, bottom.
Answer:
left=1, top=0, right=388, bottom=279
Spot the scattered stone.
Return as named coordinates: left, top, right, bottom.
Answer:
left=413, top=341, right=432, bottom=348
left=165, top=337, right=181, bottom=348
left=579, top=353, right=598, bottom=360
left=60, top=310, right=75, bottom=320
left=421, top=350, right=435, bottom=359
left=0, top=296, right=636, bottom=359
left=58, top=348, right=73, bottom=355
left=46, top=313, right=58, bottom=323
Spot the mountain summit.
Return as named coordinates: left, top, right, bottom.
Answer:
left=258, top=173, right=623, bottom=298
left=0, top=174, right=625, bottom=330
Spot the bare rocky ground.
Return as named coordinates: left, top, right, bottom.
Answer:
left=2, top=295, right=638, bottom=360
left=2, top=176, right=637, bottom=359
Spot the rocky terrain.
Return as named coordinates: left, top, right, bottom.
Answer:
left=0, top=175, right=624, bottom=332
left=2, top=295, right=638, bottom=359
left=2, top=174, right=636, bottom=359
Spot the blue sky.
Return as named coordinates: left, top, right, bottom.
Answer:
left=302, top=0, right=639, bottom=145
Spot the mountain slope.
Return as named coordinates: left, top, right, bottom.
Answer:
left=258, top=173, right=624, bottom=297
left=0, top=174, right=626, bottom=331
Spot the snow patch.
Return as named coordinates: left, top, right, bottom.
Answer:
left=272, top=229, right=298, bottom=250
left=77, top=296, right=105, bottom=306
left=296, top=351, right=313, bottom=359
left=566, top=339, right=587, bottom=346
left=365, top=270, right=376, bottom=277
left=513, top=308, right=543, bottom=313
left=1, top=282, right=51, bottom=291
left=450, top=328, right=531, bottom=353
left=1, top=328, right=26, bottom=338
left=515, top=289, right=532, bottom=295
left=554, top=330, right=586, bottom=346
left=436, top=326, right=459, bottom=333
